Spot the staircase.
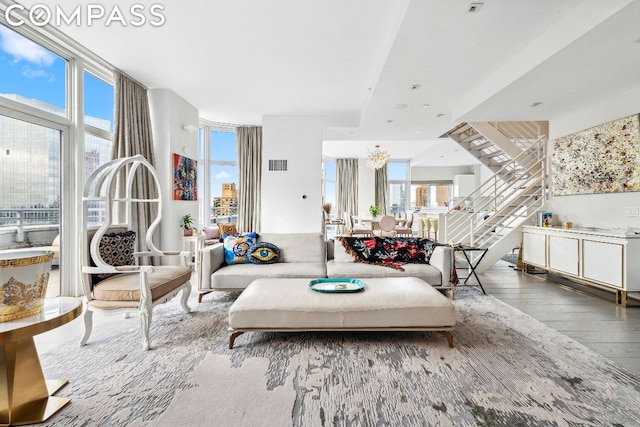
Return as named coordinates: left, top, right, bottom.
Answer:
left=445, top=121, right=548, bottom=173
left=442, top=123, right=548, bottom=273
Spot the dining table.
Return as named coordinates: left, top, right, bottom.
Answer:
left=359, top=216, right=403, bottom=232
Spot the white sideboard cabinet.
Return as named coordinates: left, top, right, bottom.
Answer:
left=522, top=226, right=640, bottom=306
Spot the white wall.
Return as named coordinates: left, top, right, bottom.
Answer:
left=357, top=158, right=376, bottom=218
left=548, top=84, right=640, bottom=229
left=148, top=89, right=199, bottom=261
left=410, top=165, right=476, bottom=182
left=261, top=116, right=324, bottom=233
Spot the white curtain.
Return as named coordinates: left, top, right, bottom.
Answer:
left=336, top=158, right=359, bottom=220
left=375, top=164, right=388, bottom=215
left=236, top=126, right=262, bottom=232
left=111, top=71, right=156, bottom=264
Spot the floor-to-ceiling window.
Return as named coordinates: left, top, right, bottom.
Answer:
left=388, top=161, right=409, bottom=214
left=0, top=18, right=114, bottom=296
left=323, top=160, right=336, bottom=217
left=198, top=124, right=238, bottom=225
left=83, top=71, right=114, bottom=226
left=411, top=183, right=453, bottom=209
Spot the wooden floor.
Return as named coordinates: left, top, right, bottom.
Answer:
left=470, top=260, right=640, bottom=376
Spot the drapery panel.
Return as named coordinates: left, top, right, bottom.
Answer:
left=236, top=126, right=262, bottom=232
left=111, top=71, right=157, bottom=264
left=336, top=158, right=359, bottom=220
left=375, top=164, right=388, bottom=215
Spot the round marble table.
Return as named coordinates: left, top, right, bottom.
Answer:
left=0, top=297, right=82, bottom=425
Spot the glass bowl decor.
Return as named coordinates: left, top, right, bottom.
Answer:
left=0, top=250, right=53, bottom=322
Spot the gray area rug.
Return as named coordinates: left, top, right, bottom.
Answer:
left=40, top=287, right=640, bottom=426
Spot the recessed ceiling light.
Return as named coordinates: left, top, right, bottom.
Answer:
left=348, top=131, right=355, bottom=135
left=411, top=84, right=421, bottom=90
left=415, top=130, right=423, bottom=134
left=466, top=2, right=484, bottom=13
left=436, top=113, right=445, bottom=117
left=422, top=104, right=430, bottom=108
left=395, top=103, right=408, bottom=110
left=387, top=119, right=394, bottom=124
left=529, top=102, right=542, bottom=107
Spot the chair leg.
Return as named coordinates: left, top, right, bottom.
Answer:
left=180, top=284, right=191, bottom=313
left=140, top=306, right=152, bottom=350
left=80, top=309, right=93, bottom=346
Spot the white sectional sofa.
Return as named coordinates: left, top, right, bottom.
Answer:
left=197, top=233, right=455, bottom=302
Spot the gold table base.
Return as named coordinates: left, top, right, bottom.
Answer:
left=0, top=338, right=70, bottom=426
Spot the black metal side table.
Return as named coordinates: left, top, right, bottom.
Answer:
left=453, top=245, right=489, bottom=294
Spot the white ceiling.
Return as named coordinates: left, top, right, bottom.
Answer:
left=16, top=0, right=640, bottom=166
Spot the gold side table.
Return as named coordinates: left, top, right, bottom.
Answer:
left=0, top=297, right=82, bottom=426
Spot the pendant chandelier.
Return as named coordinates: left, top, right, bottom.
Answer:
left=367, top=145, right=389, bottom=170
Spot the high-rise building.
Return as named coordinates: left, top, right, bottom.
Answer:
left=213, top=183, right=238, bottom=217
left=415, top=186, right=428, bottom=207
left=0, top=94, right=111, bottom=225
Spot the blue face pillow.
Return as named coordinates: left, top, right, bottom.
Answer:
left=247, top=242, right=280, bottom=264
left=223, top=232, right=257, bottom=265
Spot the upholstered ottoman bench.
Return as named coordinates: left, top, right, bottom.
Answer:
left=228, top=277, right=456, bottom=348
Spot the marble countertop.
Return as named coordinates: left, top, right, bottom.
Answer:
left=522, top=225, right=640, bottom=238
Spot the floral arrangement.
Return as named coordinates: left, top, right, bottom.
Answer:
left=369, top=205, right=380, bottom=217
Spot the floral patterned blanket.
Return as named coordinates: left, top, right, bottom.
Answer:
left=336, top=236, right=458, bottom=284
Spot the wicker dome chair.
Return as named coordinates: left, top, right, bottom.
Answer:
left=81, top=155, right=192, bottom=350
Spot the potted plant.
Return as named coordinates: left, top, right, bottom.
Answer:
left=369, top=205, right=380, bottom=217
left=181, top=214, right=195, bottom=236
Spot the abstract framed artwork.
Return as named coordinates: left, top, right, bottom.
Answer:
left=551, top=114, right=640, bottom=196
left=173, top=153, right=198, bottom=201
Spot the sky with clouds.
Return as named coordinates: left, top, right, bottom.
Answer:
left=0, top=24, right=65, bottom=109
left=0, top=23, right=114, bottom=127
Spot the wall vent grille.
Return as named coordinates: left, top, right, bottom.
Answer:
left=268, top=159, right=288, bottom=171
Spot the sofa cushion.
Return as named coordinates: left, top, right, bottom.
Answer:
left=326, top=260, right=443, bottom=286
left=257, top=233, right=325, bottom=263
left=248, top=242, right=280, bottom=264
left=93, top=266, right=191, bottom=302
left=223, top=232, right=257, bottom=265
left=211, top=262, right=326, bottom=290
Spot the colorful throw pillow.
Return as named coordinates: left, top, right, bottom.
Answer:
left=223, top=232, right=257, bottom=265
left=96, top=230, right=136, bottom=279
left=202, top=226, right=221, bottom=244
left=248, top=242, right=280, bottom=264
left=217, top=223, right=238, bottom=237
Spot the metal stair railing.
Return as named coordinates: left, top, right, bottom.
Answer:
left=444, top=136, right=547, bottom=246
left=487, top=121, right=546, bottom=151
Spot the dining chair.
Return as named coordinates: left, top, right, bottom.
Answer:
left=395, top=211, right=414, bottom=237
left=374, top=215, right=397, bottom=237
left=344, top=212, right=372, bottom=236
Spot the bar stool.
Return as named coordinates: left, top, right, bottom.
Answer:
left=429, top=218, right=439, bottom=242
left=420, top=217, right=431, bottom=238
